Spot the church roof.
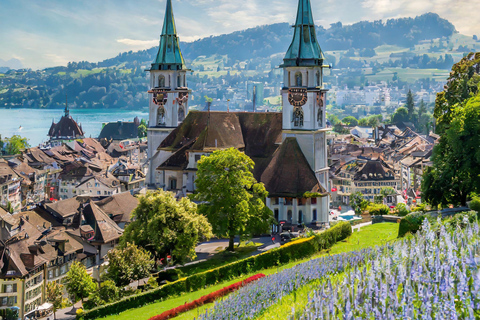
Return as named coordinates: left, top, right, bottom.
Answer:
left=281, top=0, right=324, bottom=67
left=260, top=137, right=327, bottom=198
left=48, top=115, right=84, bottom=140
left=157, top=111, right=283, bottom=180
left=150, top=0, right=185, bottom=70
left=98, top=121, right=139, bottom=141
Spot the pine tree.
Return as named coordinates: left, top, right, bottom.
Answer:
left=406, top=89, right=415, bottom=122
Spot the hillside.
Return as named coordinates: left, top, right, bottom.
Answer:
left=0, top=12, right=478, bottom=110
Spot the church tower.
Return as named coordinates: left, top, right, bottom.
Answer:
left=280, top=0, right=329, bottom=190
left=147, top=0, right=189, bottom=186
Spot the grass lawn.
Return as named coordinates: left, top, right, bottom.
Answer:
left=99, top=223, right=399, bottom=320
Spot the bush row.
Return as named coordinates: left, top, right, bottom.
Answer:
left=83, top=221, right=352, bottom=320
left=148, top=274, right=265, bottom=320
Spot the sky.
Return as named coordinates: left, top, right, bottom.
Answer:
left=1, top=0, right=478, bottom=70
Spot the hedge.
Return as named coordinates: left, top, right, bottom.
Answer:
left=148, top=274, right=265, bottom=320
left=82, top=222, right=352, bottom=320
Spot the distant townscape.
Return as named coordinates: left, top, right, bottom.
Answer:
left=0, top=0, right=480, bottom=319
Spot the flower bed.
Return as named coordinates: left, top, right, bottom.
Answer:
left=148, top=274, right=265, bottom=320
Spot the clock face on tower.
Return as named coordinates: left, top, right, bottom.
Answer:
left=288, top=88, right=308, bottom=107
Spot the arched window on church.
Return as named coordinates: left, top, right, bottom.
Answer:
left=178, top=107, right=185, bottom=123
left=295, top=72, right=302, bottom=87
left=316, top=71, right=320, bottom=87
left=157, top=107, right=166, bottom=126
left=158, top=75, right=165, bottom=88
left=177, top=75, right=182, bottom=88
left=293, top=107, right=304, bottom=127
left=288, top=71, right=291, bottom=87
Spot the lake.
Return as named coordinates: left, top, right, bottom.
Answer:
left=0, top=108, right=149, bottom=147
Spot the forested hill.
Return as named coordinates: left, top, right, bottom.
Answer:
left=0, top=13, right=462, bottom=110
left=100, top=12, right=456, bottom=67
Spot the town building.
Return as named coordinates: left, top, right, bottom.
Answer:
left=148, top=0, right=331, bottom=226
left=146, top=0, right=190, bottom=186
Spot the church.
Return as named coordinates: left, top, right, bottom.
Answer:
left=146, top=0, right=331, bottom=225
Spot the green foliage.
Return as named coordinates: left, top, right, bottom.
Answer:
left=406, top=89, right=415, bottom=120
left=434, top=52, right=480, bottom=134
left=391, top=107, right=409, bottom=125
left=442, top=211, right=478, bottom=230
left=3, top=135, right=29, bottom=155
left=122, top=190, right=212, bottom=263
left=395, top=203, right=410, bottom=216
left=82, top=222, right=352, bottom=320
left=145, top=277, right=159, bottom=291
left=47, top=281, right=64, bottom=319
left=349, top=192, right=368, bottom=214
left=398, top=211, right=430, bottom=237
left=64, top=261, right=96, bottom=303
left=194, top=148, right=273, bottom=251
left=105, top=243, right=154, bottom=287
left=137, top=119, right=147, bottom=138
left=470, top=196, right=480, bottom=213
left=366, top=203, right=390, bottom=215
left=342, top=116, right=358, bottom=126
left=423, top=91, right=480, bottom=206
left=98, top=280, right=120, bottom=304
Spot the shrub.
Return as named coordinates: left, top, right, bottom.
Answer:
left=469, top=196, right=480, bottom=213
left=398, top=211, right=429, bottom=237
left=395, top=203, right=409, bottom=216
left=367, top=203, right=390, bottom=216
left=83, top=222, right=352, bottom=319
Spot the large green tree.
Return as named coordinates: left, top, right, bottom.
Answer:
left=64, top=261, right=96, bottom=304
left=194, top=148, right=274, bottom=251
left=105, top=243, right=154, bottom=287
left=422, top=92, right=480, bottom=206
left=422, top=53, right=480, bottom=206
left=434, top=52, right=480, bottom=134
left=122, top=190, right=212, bottom=263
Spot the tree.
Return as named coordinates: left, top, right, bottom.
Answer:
left=349, top=192, right=368, bottom=214
left=194, top=148, right=274, bottom=251
left=137, top=119, right=147, bottom=138
left=434, top=52, right=480, bottom=134
left=391, top=107, right=409, bottom=125
left=105, top=243, right=154, bottom=287
left=422, top=92, right=480, bottom=206
left=406, top=89, right=415, bottom=121
left=122, top=190, right=212, bottom=263
left=47, top=281, right=64, bottom=320
left=64, top=261, right=96, bottom=304
left=4, top=135, right=29, bottom=155
left=98, top=280, right=119, bottom=303
left=342, top=116, right=358, bottom=127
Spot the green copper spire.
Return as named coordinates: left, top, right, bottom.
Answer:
left=151, top=0, right=185, bottom=70
left=281, top=0, right=324, bottom=68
